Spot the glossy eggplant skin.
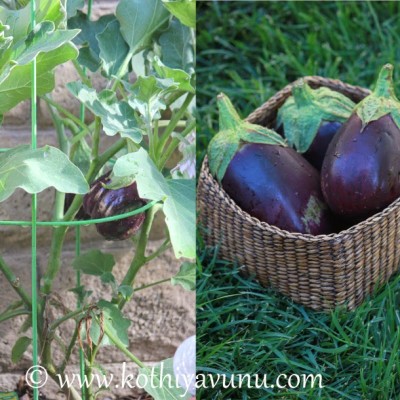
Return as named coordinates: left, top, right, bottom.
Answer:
left=304, top=121, right=342, bottom=170
left=322, top=113, right=400, bottom=218
left=83, top=172, right=146, bottom=240
left=221, top=143, right=333, bottom=235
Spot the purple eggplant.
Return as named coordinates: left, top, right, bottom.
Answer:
left=277, top=80, right=355, bottom=170
left=322, top=64, right=400, bottom=218
left=303, top=121, right=342, bottom=170
left=83, top=171, right=147, bottom=240
left=208, top=93, right=333, bottom=235
left=222, top=143, right=332, bottom=234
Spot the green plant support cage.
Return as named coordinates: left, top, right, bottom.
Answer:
left=0, top=1, right=156, bottom=399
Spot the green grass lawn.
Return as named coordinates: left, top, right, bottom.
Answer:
left=196, top=2, right=400, bottom=399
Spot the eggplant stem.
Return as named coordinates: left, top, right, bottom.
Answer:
left=217, top=93, right=243, bottom=131
left=292, top=79, right=314, bottom=105
left=374, top=63, right=397, bottom=99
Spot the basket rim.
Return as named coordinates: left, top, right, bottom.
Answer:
left=200, top=76, right=400, bottom=243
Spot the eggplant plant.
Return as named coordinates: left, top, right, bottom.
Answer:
left=0, top=1, right=196, bottom=399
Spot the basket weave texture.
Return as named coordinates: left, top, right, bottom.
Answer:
left=197, top=76, right=400, bottom=311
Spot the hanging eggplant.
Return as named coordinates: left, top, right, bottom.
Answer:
left=83, top=171, right=147, bottom=240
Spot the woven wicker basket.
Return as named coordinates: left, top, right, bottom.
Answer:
left=197, top=76, right=400, bottom=311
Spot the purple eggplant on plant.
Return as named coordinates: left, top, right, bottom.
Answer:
left=83, top=171, right=147, bottom=240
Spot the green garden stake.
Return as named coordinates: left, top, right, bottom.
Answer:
left=30, top=0, right=39, bottom=399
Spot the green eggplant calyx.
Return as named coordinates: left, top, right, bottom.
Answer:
left=374, top=63, right=397, bottom=99
left=356, top=63, right=400, bottom=131
left=277, top=80, right=355, bottom=153
left=208, top=93, right=286, bottom=183
left=291, top=80, right=314, bottom=105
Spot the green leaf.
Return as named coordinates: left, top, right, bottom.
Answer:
left=7, top=21, right=79, bottom=67
left=159, top=18, right=194, bottom=74
left=71, top=139, right=91, bottom=175
left=127, top=75, right=174, bottom=125
left=79, top=301, right=131, bottom=348
left=0, top=145, right=89, bottom=202
left=131, top=50, right=146, bottom=76
left=68, top=11, right=115, bottom=72
left=139, top=358, right=191, bottom=400
left=72, top=249, right=115, bottom=276
left=277, top=80, right=355, bottom=152
left=153, top=56, right=194, bottom=93
left=0, top=0, right=65, bottom=42
left=171, top=261, right=195, bottom=291
left=118, top=285, right=134, bottom=300
left=99, top=300, right=131, bottom=347
left=162, top=0, right=195, bottom=28
left=101, top=272, right=118, bottom=295
left=0, top=20, right=79, bottom=115
left=11, top=336, right=31, bottom=364
left=116, top=0, right=169, bottom=55
left=0, top=42, right=78, bottom=114
left=112, top=148, right=196, bottom=259
left=66, top=0, right=84, bottom=18
left=69, top=285, right=92, bottom=302
left=100, top=272, right=117, bottom=286
left=19, top=315, right=32, bottom=334
left=97, top=19, right=129, bottom=77
left=0, top=21, right=78, bottom=85
left=0, top=22, right=12, bottom=61
left=68, top=82, right=144, bottom=143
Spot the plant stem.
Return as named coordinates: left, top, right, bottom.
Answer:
left=46, top=98, right=69, bottom=154
left=117, top=204, right=162, bottom=309
left=165, top=91, right=186, bottom=107
left=157, top=93, right=195, bottom=157
left=72, top=59, right=92, bottom=88
left=111, top=49, right=135, bottom=91
left=0, top=256, right=32, bottom=308
left=153, top=119, right=159, bottom=150
left=41, top=226, right=72, bottom=297
left=62, top=118, right=80, bottom=136
left=46, top=99, right=68, bottom=221
left=50, top=306, right=87, bottom=331
left=41, top=96, right=90, bottom=134
left=59, top=324, right=79, bottom=372
left=144, top=237, right=171, bottom=263
left=120, top=205, right=161, bottom=286
left=134, top=278, right=171, bottom=293
left=41, top=140, right=127, bottom=301
left=91, top=116, right=101, bottom=160
left=0, top=309, right=30, bottom=323
left=158, top=119, right=196, bottom=170
left=95, top=138, right=127, bottom=175
left=101, top=317, right=145, bottom=368
left=147, top=116, right=155, bottom=163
